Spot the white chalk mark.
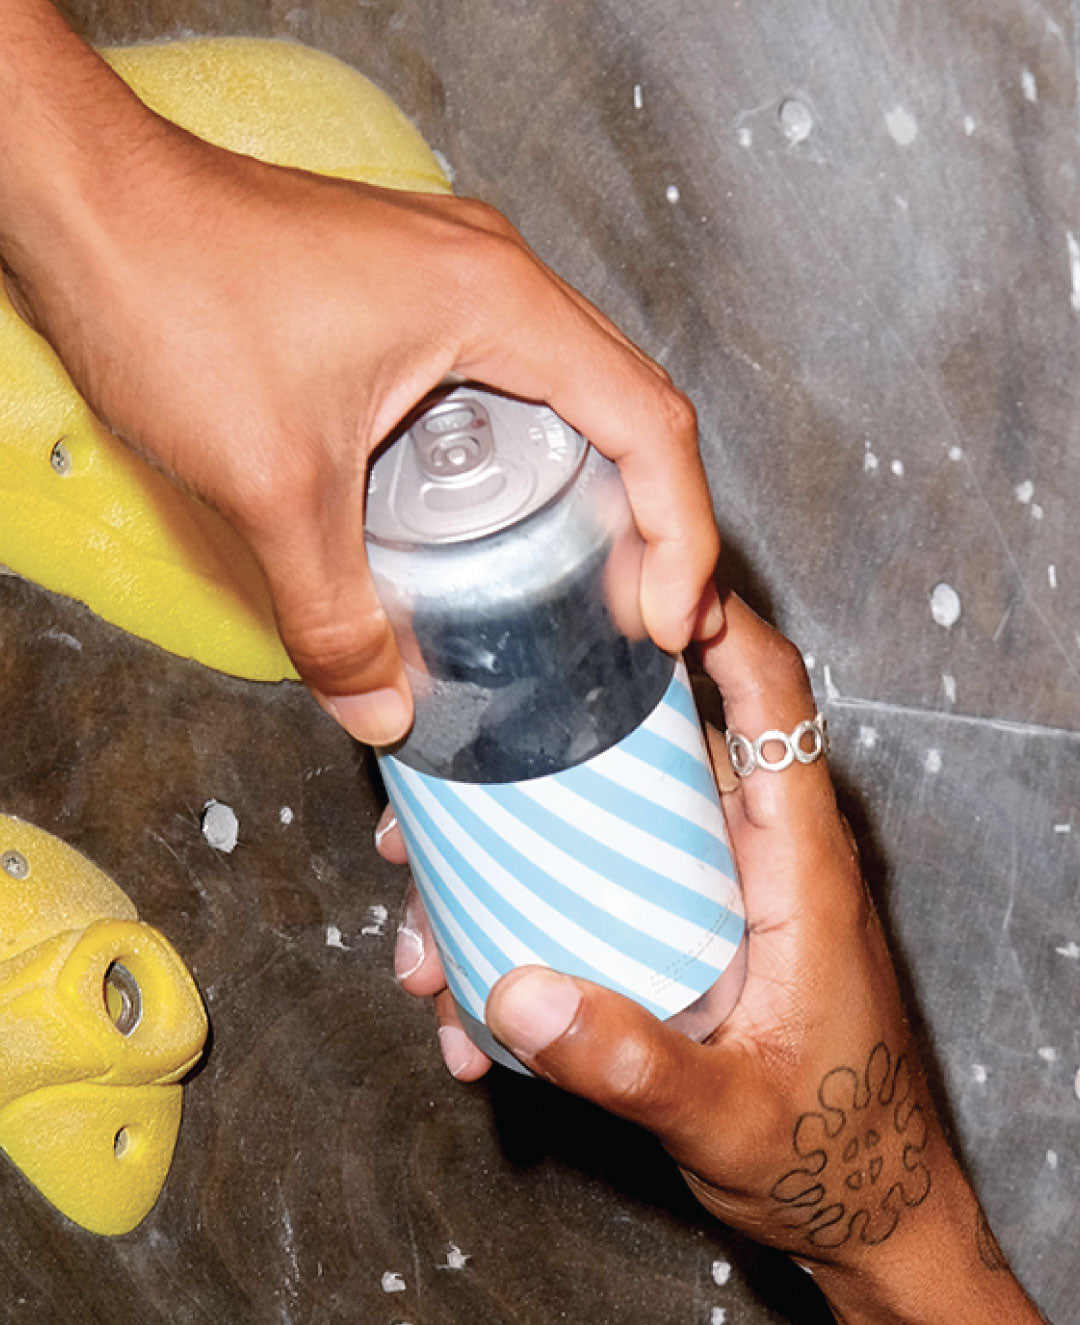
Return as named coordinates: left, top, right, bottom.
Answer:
left=1067, top=232, right=1080, bottom=313
left=942, top=674, right=957, bottom=703
left=972, top=1064, right=988, bottom=1084
left=930, top=582, right=961, bottom=628
left=1047, top=1150, right=1059, bottom=1169
left=1074, top=1067, right=1080, bottom=1103
left=737, top=126, right=753, bottom=148
left=1016, top=480, right=1034, bottom=504
left=924, top=749, right=942, bottom=774
left=325, top=924, right=348, bottom=950
left=279, top=805, right=294, bottom=826
left=948, top=445, right=963, bottom=461
left=822, top=665, right=840, bottom=701
left=666, top=184, right=680, bottom=204
left=362, top=904, right=389, bottom=937
left=711, top=1260, right=732, bottom=1287
left=1031, top=504, right=1044, bottom=520
left=1054, top=823, right=1072, bottom=834
left=42, top=628, right=83, bottom=651
left=432, top=148, right=456, bottom=184
left=885, top=105, right=919, bottom=145
left=201, top=800, right=239, bottom=853
left=1055, top=940, right=1080, bottom=958
left=633, top=83, right=643, bottom=110
left=1048, top=564, right=1058, bottom=589
left=779, top=98, right=813, bottom=144
left=803, top=653, right=816, bottom=671
left=963, top=114, right=976, bottom=135
left=1021, top=68, right=1038, bottom=102
left=829, top=693, right=1080, bottom=743
left=864, top=448, right=880, bottom=472
left=1038, top=1046, right=1058, bottom=1063
left=890, top=458, right=905, bottom=477
left=441, top=1243, right=470, bottom=1271
left=859, top=725, right=879, bottom=750
left=381, top=1271, right=406, bottom=1294
left=711, top=1310, right=728, bottom=1325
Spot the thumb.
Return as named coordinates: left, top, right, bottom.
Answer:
left=244, top=487, right=413, bottom=746
left=486, top=966, right=748, bottom=1168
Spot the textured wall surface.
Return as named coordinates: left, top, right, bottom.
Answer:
left=3, top=1, right=1078, bottom=1320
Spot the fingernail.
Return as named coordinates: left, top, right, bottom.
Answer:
left=321, top=688, right=412, bottom=746
left=438, top=1024, right=476, bottom=1078
left=374, top=812, right=398, bottom=849
left=394, top=924, right=424, bottom=981
left=487, top=969, right=581, bottom=1058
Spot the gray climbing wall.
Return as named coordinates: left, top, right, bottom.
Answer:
left=2, top=0, right=1076, bottom=1320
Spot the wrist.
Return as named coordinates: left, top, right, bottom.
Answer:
left=0, top=3, right=168, bottom=284
left=811, top=1155, right=1042, bottom=1325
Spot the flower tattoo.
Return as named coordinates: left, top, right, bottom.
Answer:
left=769, top=1041, right=932, bottom=1248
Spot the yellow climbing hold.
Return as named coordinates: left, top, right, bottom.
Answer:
left=0, top=816, right=208, bottom=1235
left=0, top=38, right=451, bottom=681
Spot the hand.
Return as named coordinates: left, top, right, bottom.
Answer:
left=382, top=595, right=1044, bottom=1324
left=0, top=7, right=721, bottom=744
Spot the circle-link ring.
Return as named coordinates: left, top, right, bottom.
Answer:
left=725, top=713, right=828, bottom=778
left=793, top=716, right=825, bottom=764
left=727, top=733, right=755, bottom=778
left=754, top=730, right=796, bottom=772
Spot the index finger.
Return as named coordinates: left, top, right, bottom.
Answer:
left=454, top=260, right=720, bottom=653
left=698, top=593, right=836, bottom=830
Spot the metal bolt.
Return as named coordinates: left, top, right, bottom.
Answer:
left=50, top=440, right=72, bottom=475
left=1, top=850, right=29, bottom=879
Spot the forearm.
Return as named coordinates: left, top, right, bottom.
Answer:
left=812, top=1154, right=1045, bottom=1325
left=0, top=1, right=163, bottom=273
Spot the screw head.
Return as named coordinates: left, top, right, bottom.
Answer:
left=50, top=441, right=72, bottom=475
left=1, top=850, right=29, bottom=879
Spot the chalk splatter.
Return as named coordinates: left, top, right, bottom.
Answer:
left=885, top=105, right=918, bottom=146
left=930, top=583, right=962, bottom=628
left=201, top=800, right=239, bottom=853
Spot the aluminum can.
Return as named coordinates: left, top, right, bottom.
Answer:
left=367, top=386, right=746, bottom=1072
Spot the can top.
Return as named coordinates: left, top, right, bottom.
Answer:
left=365, top=387, right=588, bottom=547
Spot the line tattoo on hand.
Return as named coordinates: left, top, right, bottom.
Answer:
left=975, top=1208, right=1008, bottom=1271
left=769, top=1041, right=931, bottom=1248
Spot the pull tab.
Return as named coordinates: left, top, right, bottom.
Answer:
left=410, top=397, right=495, bottom=480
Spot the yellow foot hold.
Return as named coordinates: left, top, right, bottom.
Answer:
left=0, top=38, right=450, bottom=682
left=0, top=817, right=208, bottom=1235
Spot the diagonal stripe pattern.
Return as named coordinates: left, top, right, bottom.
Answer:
left=379, top=662, right=744, bottom=1037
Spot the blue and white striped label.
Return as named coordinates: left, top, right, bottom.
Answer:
left=379, top=662, right=743, bottom=1060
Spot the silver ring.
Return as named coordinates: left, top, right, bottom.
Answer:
left=726, top=713, right=828, bottom=777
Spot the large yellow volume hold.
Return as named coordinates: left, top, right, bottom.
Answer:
left=0, top=817, right=208, bottom=1235
left=0, top=38, right=451, bottom=681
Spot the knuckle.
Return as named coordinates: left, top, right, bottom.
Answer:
left=763, top=630, right=810, bottom=688
left=452, top=196, right=518, bottom=239
left=283, top=603, right=396, bottom=690
left=602, top=1033, right=678, bottom=1119
left=655, top=383, right=699, bottom=446
left=444, top=226, right=526, bottom=298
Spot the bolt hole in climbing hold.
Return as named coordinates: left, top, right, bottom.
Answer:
left=1, top=849, right=29, bottom=879
left=50, top=440, right=72, bottom=475
left=104, top=961, right=143, bottom=1036
left=113, top=1127, right=132, bottom=1160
